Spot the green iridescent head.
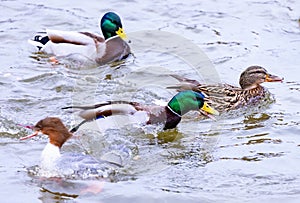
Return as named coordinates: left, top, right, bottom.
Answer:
left=167, top=90, right=207, bottom=115
left=100, top=12, right=126, bottom=40
left=167, top=90, right=218, bottom=117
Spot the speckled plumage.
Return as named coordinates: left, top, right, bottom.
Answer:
left=170, top=66, right=283, bottom=113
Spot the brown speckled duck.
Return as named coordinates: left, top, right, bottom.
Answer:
left=170, top=66, right=283, bottom=113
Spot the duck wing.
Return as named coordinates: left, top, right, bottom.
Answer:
left=62, top=101, right=142, bottom=120
left=195, top=83, right=245, bottom=111
left=63, top=101, right=168, bottom=131
left=46, top=29, right=104, bottom=45
left=28, top=29, right=106, bottom=57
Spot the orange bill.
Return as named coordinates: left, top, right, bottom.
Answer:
left=265, top=74, right=284, bottom=82
left=20, top=131, right=39, bottom=140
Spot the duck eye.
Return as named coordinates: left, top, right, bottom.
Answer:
left=109, top=19, right=117, bottom=25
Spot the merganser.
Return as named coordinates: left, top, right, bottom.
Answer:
left=20, top=117, right=128, bottom=179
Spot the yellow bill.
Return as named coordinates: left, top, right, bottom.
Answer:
left=116, top=27, right=127, bottom=40
left=201, top=102, right=219, bottom=116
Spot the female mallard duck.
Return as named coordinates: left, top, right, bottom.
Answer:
left=169, top=66, right=283, bottom=113
left=28, top=12, right=130, bottom=65
left=62, top=90, right=219, bottom=132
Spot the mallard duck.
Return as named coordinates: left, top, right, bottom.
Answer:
left=169, top=66, right=283, bottom=113
left=62, top=90, right=219, bottom=132
left=28, top=12, right=130, bottom=65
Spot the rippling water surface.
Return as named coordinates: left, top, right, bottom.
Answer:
left=1, top=0, right=300, bottom=202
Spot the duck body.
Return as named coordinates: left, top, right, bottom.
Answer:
left=39, top=145, right=117, bottom=179
left=170, top=66, right=283, bottom=113
left=62, top=90, right=219, bottom=132
left=28, top=12, right=130, bottom=65
left=186, top=83, right=269, bottom=111
left=20, top=117, right=122, bottom=179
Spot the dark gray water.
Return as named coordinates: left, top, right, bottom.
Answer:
left=1, top=0, right=300, bottom=202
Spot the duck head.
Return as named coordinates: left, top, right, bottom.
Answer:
left=100, top=12, right=127, bottom=40
left=239, top=66, right=283, bottom=90
left=20, top=117, right=72, bottom=148
left=167, top=90, right=219, bottom=117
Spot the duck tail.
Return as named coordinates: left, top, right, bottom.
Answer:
left=28, top=32, right=49, bottom=50
left=167, top=74, right=202, bottom=91
left=166, top=83, right=197, bottom=92
left=169, top=74, right=201, bottom=85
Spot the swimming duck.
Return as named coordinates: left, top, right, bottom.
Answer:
left=169, top=66, right=283, bottom=113
left=28, top=12, right=130, bottom=65
left=20, top=117, right=126, bottom=179
left=62, top=90, right=219, bottom=132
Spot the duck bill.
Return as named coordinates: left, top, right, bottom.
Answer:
left=116, top=27, right=127, bottom=40
left=200, top=102, right=219, bottom=120
left=265, top=74, right=284, bottom=82
left=20, top=131, right=39, bottom=140
left=201, top=102, right=219, bottom=115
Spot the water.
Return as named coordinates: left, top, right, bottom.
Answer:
left=1, top=0, right=300, bottom=202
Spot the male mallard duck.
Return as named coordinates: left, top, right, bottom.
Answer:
left=62, top=90, right=219, bottom=131
left=169, top=66, right=283, bottom=113
left=28, top=12, right=130, bottom=65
